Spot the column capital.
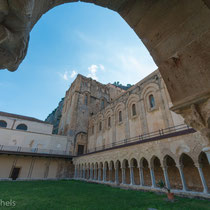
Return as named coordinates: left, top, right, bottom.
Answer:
left=176, top=164, right=184, bottom=170
left=149, top=166, right=155, bottom=170
left=194, top=163, right=202, bottom=168
left=172, top=100, right=210, bottom=151
left=161, top=165, right=168, bottom=170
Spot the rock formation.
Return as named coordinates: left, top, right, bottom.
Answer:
left=45, top=97, right=64, bottom=134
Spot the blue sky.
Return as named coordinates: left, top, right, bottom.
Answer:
left=0, top=2, right=157, bottom=120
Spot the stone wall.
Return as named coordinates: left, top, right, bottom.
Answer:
left=58, top=74, right=124, bottom=155
left=87, top=70, right=184, bottom=152
left=0, top=155, right=73, bottom=179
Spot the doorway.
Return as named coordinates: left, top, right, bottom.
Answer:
left=77, top=145, right=84, bottom=155
left=10, top=167, right=21, bottom=180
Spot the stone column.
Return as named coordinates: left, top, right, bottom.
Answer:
left=115, top=167, right=119, bottom=185
left=162, top=166, right=171, bottom=190
left=74, top=166, right=77, bottom=179
left=149, top=167, right=156, bottom=188
left=139, top=167, right=144, bottom=186
left=98, top=168, right=101, bottom=181
left=196, top=164, right=208, bottom=194
left=87, top=169, right=88, bottom=179
left=177, top=164, right=188, bottom=191
left=90, top=168, right=93, bottom=180
left=94, top=167, right=97, bottom=180
left=80, top=169, right=82, bottom=178
left=130, top=166, right=135, bottom=185
left=103, top=167, right=107, bottom=182
left=83, top=167, right=86, bottom=179
left=122, top=167, right=126, bottom=184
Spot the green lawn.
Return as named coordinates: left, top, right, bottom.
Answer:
left=0, top=180, right=209, bottom=210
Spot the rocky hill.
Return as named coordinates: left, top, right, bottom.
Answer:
left=45, top=98, right=64, bottom=134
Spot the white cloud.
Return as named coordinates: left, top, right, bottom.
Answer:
left=70, top=70, right=77, bottom=78
left=62, top=71, right=69, bottom=81
left=87, top=64, right=98, bottom=80
left=59, top=70, right=77, bottom=81
left=99, top=64, right=105, bottom=71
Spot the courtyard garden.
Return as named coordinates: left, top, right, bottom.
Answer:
left=0, top=180, right=209, bottom=210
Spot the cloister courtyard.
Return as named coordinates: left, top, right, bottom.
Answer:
left=0, top=180, right=209, bottom=210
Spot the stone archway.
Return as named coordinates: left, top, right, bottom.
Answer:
left=104, top=161, right=109, bottom=182
left=180, top=153, right=203, bottom=192
left=109, top=161, right=115, bottom=182
left=91, top=163, right=94, bottom=180
left=122, top=159, right=130, bottom=185
left=151, top=156, right=164, bottom=187
left=115, top=160, right=122, bottom=184
left=130, top=158, right=139, bottom=185
left=1, top=0, right=210, bottom=154
left=98, top=162, right=103, bottom=181
left=87, top=163, right=90, bottom=179
left=94, top=162, right=98, bottom=180
left=140, top=158, right=151, bottom=186
left=164, top=155, right=182, bottom=190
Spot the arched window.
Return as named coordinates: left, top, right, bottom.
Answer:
left=0, top=120, right=7, bottom=128
left=149, top=94, right=155, bottom=109
left=132, top=104, right=136, bottom=116
left=101, top=99, right=105, bottom=109
left=84, top=95, right=88, bottom=105
left=16, top=124, right=27, bottom=131
left=99, top=121, right=102, bottom=131
left=108, top=117, right=111, bottom=128
left=119, top=111, right=122, bottom=122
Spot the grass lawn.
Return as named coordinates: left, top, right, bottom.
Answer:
left=0, top=180, right=209, bottom=210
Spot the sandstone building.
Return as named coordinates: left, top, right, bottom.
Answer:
left=0, top=70, right=209, bottom=198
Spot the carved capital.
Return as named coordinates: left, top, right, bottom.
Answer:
left=173, top=97, right=210, bottom=143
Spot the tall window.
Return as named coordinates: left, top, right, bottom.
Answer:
left=0, top=120, right=7, bottom=128
left=16, top=124, right=27, bottom=131
left=149, top=94, right=155, bottom=108
left=119, top=111, right=122, bottom=122
left=84, top=95, right=88, bottom=105
left=92, top=126, right=94, bottom=135
left=101, top=99, right=105, bottom=109
left=99, top=121, right=102, bottom=131
left=132, top=104, right=136, bottom=116
left=108, top=117, right=111, bottom=128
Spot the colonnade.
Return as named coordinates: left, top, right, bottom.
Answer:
left=74, top=152, right=210, bottom=195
